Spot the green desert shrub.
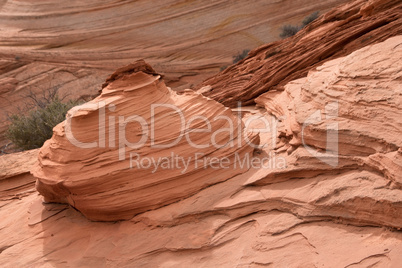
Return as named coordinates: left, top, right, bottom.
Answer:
left=232, top=49, right=250, bottom=64
left=302, top=11, right=320, bottom=27
left=6, top=96, right=81, bottom=151
left=279, top=25, right=301, bottom=38
left=219, top=49, right=250, bottom=72
left=279, top=11, right=320, bottom=39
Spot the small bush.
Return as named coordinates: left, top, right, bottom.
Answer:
left=279, top=11, right=320, bottom=39
left=233, top=49, right=250, bottom=64
left=6, top=96, right=81, bottom=151
left=302, top=11, right=319, bottom=27
left=279, top=25, right=301, bottom=38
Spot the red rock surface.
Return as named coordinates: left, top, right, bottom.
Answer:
left=196, top=0, right=402, bottom=107
left=0, top=0, right=350, bottom=148
left=252, top=36, right=402, bottom=229
left=0, top=149, right=38, bottom=198
left=31, top=60, right=258, bottom=221
left=0, top=35, right=401, bottom=266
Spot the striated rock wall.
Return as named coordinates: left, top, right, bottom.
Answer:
left=0, top=149, right=38, bottom=198
left=0, top=0, right=350, bottom=148
left=250, top=35, right=402, bottom=229
left=31, top=60, right=258, bottom=221
left=196, top=0, right=402, bottom=107
left=0, top=35, right=400, bottom=266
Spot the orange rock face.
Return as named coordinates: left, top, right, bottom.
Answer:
left=196, top=0, right=402, bottom=107
left=252, top=36, right=402, bottom=230
left=0, top=149, right=38, bottom=198
left=1, top=0, right=402, bottom=266
left=31, top=60, right=258, bottom=221
left=0, top=34, right=401, bottom=267
left=0, top=0, right=350, bottom=148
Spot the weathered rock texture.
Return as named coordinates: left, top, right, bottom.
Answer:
left=196, top=0, right=402, bottom=107
left=0, top=0, right=349, bottom=148
left=0, top=35, right=401, bottom=267
left=31, top=60, right=258, bottom=221
left=252, top=35, right=402, bottom=230
left=0, top=149, right=38, bottom=198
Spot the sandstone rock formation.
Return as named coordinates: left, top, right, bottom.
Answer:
left=196, top=0, right=402, bottom=107
left=0, top=35, right=401, bottom=267
left=31, top=60, right=259, bottom=221
left=252, top=35, right=402, bottom=230
left=0, top=149, right=38, bottom=198
left=0, top=0, right=350, bottom=148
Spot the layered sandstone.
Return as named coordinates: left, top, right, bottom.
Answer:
left=0, top=0, right=350, bottom=148
left=0, top=36, right=400, bottom=266
left=0, top=149, right=38, bottom=198
left=250, top=35, right=402, bottom=230
left=31, top=60, right=258, bottom=221
left=196, top=0, right=402, bottom=107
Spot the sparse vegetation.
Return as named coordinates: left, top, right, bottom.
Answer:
left=219, top=49, right=251, bottom=71
left=280, top=11, right=320, bottom=39
left=302, top=11, right=319, bottom=27
left=279, top=25, right=301, bottom=39
left=232, top=49, right=250, bottom=64
left=6, top=89, right=81, bottom=151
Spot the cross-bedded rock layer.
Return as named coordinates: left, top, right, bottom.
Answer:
left=31, top=60, right=258, bottom=221
left=196, top=0, right=402, bottom=107
left=0, top=0, right=350, bottom=148
left=1, top=17, right=402, bottom=268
